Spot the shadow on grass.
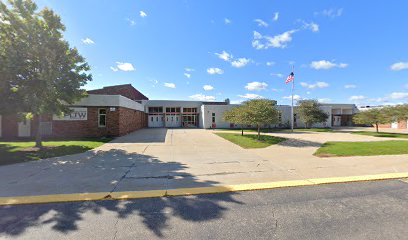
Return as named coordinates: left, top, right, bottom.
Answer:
left=0, top=149, right=242, bottom=237
left=0, top=144, right=96, bottom=166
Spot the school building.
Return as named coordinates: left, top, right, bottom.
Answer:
left=0, top=84, right=359, bottom=139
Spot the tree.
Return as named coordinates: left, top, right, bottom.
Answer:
left=353, top=108, right=392, bottom=133
left=0, top=0, right=92, bottom=147
left=242, top=99, right=279, bottom=140
left=386, top=104, right=408, bottom=122
left=223, top=105, right=250, bottom=136
left=297, top=100, right=329, bottom=128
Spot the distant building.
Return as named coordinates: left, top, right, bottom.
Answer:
left=358, top=105, right=408, bottom=130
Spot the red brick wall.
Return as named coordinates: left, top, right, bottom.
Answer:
left=1, top=115, right=18, bottom=138
left=378, top=123, right=391, bottom=128
left=398, top=120, right=407, bottom=129
left=88, top=84, right=148, bottom=101
left=117, top=107, right=148, bottom=135
left=1, top=107, right=147, bottom=139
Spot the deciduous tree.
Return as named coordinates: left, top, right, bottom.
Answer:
left=297, top=100, right=329, bottom=128
left=242, top=99, right=279, bottom=140
left=223, top=105, right=250, bottom=136
left=353, top=108, right=392, bottom=133
left=0, top=0, right=92, bottom=147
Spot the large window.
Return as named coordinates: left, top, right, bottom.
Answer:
left=148, top=107, right=163, bottom=113
left=183, top=108, right=197, bottom=113
left=212, top=113, right=216, bottom=123
left=165, top=107, right=180, bottom=113
left=98, top=109, right=106, bottom=127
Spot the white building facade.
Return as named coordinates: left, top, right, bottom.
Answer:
left=142, top=100, right=358, bottom=129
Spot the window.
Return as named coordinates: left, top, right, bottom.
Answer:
left=278, top=112, right=282, bottom=123
left=293, top=113, right=297, bottom=123
left=212, top=113, right=216, bottom=123
left=166, top=107, right=181, bottom=113
left=98, top=109, right=106, bottom=127
left=183, top=108, right=197, bottom=113
left=151, top=116, right=153, bottom=122
left=148, top=107, right=163, bottom=113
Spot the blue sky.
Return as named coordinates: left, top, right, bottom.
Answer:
left=36, top=0, right=408, bottom=106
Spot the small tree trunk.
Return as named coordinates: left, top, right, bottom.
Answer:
left=35, top=114, right=43, bottom=148
left=241, top=126, right=244, bottom=136
left=257, top=125, right=261, bottom=140
left=375, top=123, right=379, bottom=133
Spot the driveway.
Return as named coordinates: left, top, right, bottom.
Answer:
left=1, top=128, right=408, bottom=198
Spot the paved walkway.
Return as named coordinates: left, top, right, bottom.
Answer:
left=1, top=128, right=408, bottom=198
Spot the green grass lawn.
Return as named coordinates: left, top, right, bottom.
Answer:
left=351, top=131, right=408, bottom=139
left=314, top=140, right=408, bottom=157
left=0, top=138, right=112, bottom=166
left=217, top=128, right=333, bottom=133
left=214, top=133, right=286, bottom=149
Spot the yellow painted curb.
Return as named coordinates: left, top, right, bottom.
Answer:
left=1, top=172, right=408, bottom=206
left=110, top=190, right=166, bottom=200
left=0, top=192, right=109, bottom=206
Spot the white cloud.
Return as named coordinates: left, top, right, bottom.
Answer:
left=81, top=38, right=95, bottom=44
left=231, top=58, right=250, bottom=68
left=310, top=60, right=348, bottom=70
left=184, top=73, right=191, bottom=78
left=238, top=93, right=264, bottom=99
left=110, top=67, right=118, bottom=72
left=203, top=85, right=214, bottom=91
left=224, top=18, right=231, bottom=24
left=283, top=95, right=302, bottom=101
left=189, top=94, right=216, bottom=101
left=349, top=95, right=367, bottom=101
left=389, top=92, right=408, bottom=99
left=185, top=68, right=195, bottom=72
left=207, top=68, right=224, bottom=75
left=318, top=98, right=332, bottom=103
left=344, top=84, right=357, bottom=89
left=390, top=62, right=408, bottom=71
left=302, top=21, right=319, bottom=32
left=300, top=81, right=329, bottom=89
left=271, top=73, right=284, bottom=78
left=273, top=12, right=279, bottom=21
left=306, top=91, right=311, bottom=95
left=266, top=61, right=275, bottom=66
left=164, top=82, right=176, bottom=88
left=115, top=62, right=135, bottom=71
left=252, top=30, right=297, bottom=49
left=215, top=50, right=233, bottom=62
left=316, top=8, right=343, bottom=18
left=127, top=18, right=136, bottom=26
left=140, top=11, right=147, bottom=18
left=254, top=19, right=268, bottom=27
left=245, top=82, right=268, bottom=91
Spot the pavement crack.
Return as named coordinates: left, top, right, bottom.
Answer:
left=112, top=218, right=119, bottom=240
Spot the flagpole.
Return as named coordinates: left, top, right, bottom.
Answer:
left=291, top=65, right=295, bottom=133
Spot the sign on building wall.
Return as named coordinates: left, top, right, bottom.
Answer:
left=53, top=107, right=88, bottom=121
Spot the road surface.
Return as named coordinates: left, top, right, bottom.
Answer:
left=1, top=179, right=408, bottom=239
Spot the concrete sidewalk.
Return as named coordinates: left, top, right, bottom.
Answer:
left=1, top=128, right=408, bottom=200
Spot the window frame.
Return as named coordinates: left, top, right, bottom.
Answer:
left=98, top=108, right=107, bottom=128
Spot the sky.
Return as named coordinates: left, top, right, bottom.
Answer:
left=35, top=0, right=408, bottom=106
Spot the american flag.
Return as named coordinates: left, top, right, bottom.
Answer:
left=285, top=72, right=294, bottom=84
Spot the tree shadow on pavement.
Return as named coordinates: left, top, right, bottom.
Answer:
left=0, top=149, right=243, bottom=238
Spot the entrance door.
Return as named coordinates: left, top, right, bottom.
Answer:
left=165, top=114, right=181, bottom=128
left=148, top=115, right=164, bottom=128
left=18, top=119, right=31, bottom=137
left=333, top=116, right=341, bottom=127
left=391, top=121, right=398, bottom=129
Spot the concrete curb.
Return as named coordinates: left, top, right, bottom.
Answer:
left=1, top=172, right=408, bottom=206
